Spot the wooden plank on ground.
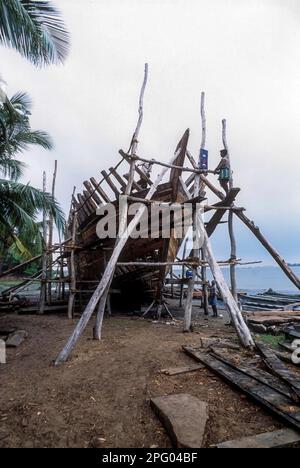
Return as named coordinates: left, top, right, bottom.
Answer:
left=216, top=428, right=300, bottom=449
left=183, top=346, right=300, bottom=431
left=210, top=349, right=292, bottom=399
left=249, top=316, right=300, bottom=326
left=256, top=342, right=300, bottom=402
left=160, top=364, right=204, bottom=376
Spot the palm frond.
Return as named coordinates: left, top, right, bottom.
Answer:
left=0, top=0, right=70, bottom=66
left=10, top=91, right=32, bottom=114
left=0, top=157, right=26, bottom=179
left=0, top=178, right=65, bottom=233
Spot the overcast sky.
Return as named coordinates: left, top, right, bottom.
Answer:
left=1, top=0, right=300, bottom=265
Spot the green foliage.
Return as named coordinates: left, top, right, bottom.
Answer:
left=0, top=92, right=53, bottom=170
left=0, top=92, right=65, bottom=264
left=257, top=334, right=285, bottom=350
left=0, top=0, right=70, bottom=66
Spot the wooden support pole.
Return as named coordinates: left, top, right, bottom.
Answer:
left=57, top=231, right=65, bottom=300
left=47, top=160, right=58, bottom=305
left=184, top=92, right=205, bottom=331
left=180, top=237, right=188, bottom=308
left=199, top=92, right=209, bottom=316
left=55, top=129, right=190, bottom=364
left=67, top=211, right=77, bottom=319
left=222, top=119, right=238, bottom=302
left=119, top=150, right=214, bottom=176
left=201, top=248, right=209, bottom=315
left=38, top=171, right=47, bottom=315
left=198, top=214, right=254, bottom=347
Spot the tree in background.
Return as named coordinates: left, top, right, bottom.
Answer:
left=0, top=92, right=65, bottom=274
left=0, top=0, right=69, bottom=273
left=0, top=0, right=70, bottom=66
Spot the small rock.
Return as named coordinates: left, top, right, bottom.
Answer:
left=89, top=437, right=106, bottom=448
left=6, top=330, right=28, bottom=348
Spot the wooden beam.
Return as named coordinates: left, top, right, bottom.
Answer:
left=77, top=194, right=91, bottom=217
left=121, top=152, right=153, bottom=186
left=90, top=177, right=111, bottom=203
left=47, top=160, right=57, bottom=306
left=101, top=170, right=120, bottom=198
left=83, top=180, right=102, bottom=206
left=83, top=190, right=97, bottom=212
left=68, top=212, right=77, bottom=320
left=109, top=167, right=127, bottom=191
left=206, top=188, right=240, bottom=237
left=38, top=171, right=47, bottom=315
left=200, top=213, right=254, bottom=347
left=123, top=172, right=143, bottom=192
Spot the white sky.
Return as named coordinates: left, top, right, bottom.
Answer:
left=1, top=0, right=300, bottom=264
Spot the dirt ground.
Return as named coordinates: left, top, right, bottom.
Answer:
left=0, top=310, right=283, bottom=448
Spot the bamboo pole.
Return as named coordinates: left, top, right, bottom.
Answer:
left=93, top=63, right=149, bottom=340
left=47, top=160, right=58, bottom=305
left=120, top=150, right=214, bottom=175
left=38, top=171, right=47, bottom=315
left=222, top=120, right=238, bottom=303
left=55, top=129, right=190, bottom=364
left=67, top=211, right=77, bottom=319
left=198, top=213, right=254, bottom=347
left=179, top=237, right=188, bottom=307
left=199, top=92, right=209, bottom=316
left=184, top=92, right=206, bottom=331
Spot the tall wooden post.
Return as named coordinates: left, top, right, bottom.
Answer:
left=222, top=119, right=238, bottom=302
left=38, top=171, right=47, bottom=315
left=200, top=92, right=209, bottom=315
left=179, top=236, right=188, bottom=307
left=57, top=230, right=65, bottom=300
left=184, top=92, right=206, bottom=331
left=198, top=213, right=254, bottom=347
left=47, top=160, right=58, bottom=305
left=68, top=209, right=77, bottom=319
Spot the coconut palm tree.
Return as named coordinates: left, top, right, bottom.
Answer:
left=0, top=91, right=53, bottom=164
left=0, top=92, right=65, bottom=272
left=0, top=0, right=70, bottom=66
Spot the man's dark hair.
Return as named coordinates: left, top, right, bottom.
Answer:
left=220, top=149, right=228, bottom=157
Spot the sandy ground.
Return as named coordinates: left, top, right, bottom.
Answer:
left=0, top=310, right=283, bottom=448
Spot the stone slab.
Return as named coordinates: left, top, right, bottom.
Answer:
left=150, top=394, right=208, bottom=448
left=6, top=330, right=28, bottom=348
